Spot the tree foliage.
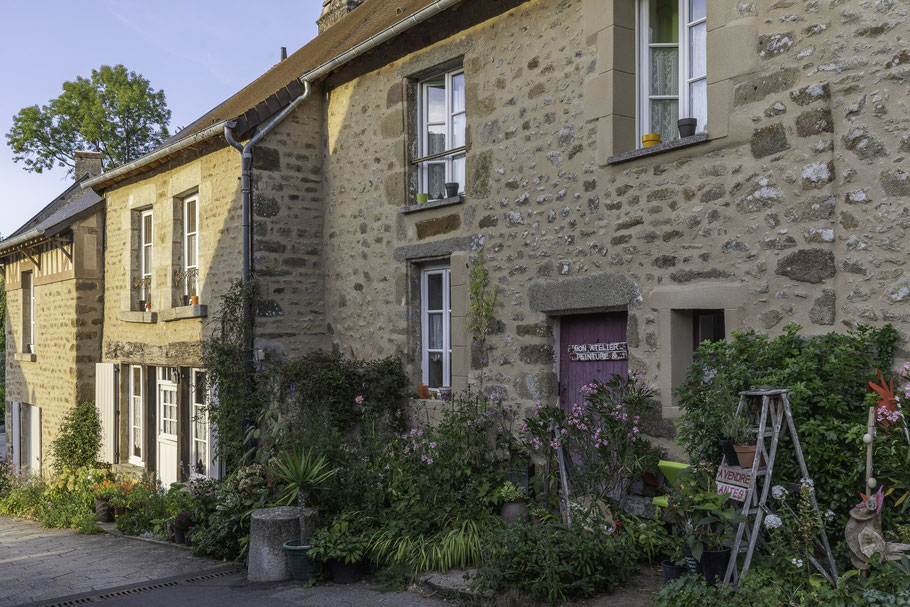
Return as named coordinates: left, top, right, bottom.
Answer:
left=6, top=65, right=171, bottom=174
left=52, top=401, right=102, bottom=472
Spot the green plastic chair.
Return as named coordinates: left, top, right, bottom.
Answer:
left=652, top=460, right=690, bottom=508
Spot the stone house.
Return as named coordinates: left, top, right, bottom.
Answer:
left=6, top=0, right=909, bottom=478
left=1, top=152, right=105, bottom=473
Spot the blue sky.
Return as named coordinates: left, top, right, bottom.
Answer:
left=0, top=1, right=323, bottom=238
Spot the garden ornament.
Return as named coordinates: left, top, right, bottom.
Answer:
left=844, top=406, right=910, bottom=569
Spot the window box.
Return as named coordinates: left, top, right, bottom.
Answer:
left=118, top=310, right=158, bottom=324
left=159, top=304, right=208, bottom=323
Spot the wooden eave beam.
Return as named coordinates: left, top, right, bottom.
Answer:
left=22, top=247, right=41, bottom=270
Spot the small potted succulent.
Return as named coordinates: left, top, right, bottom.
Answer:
left=498, top=481, right=529, bottom=524
left=308, top=514, right=370, bottom=584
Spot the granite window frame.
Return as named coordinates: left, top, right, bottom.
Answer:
left=637, top=0, right=707, bottom=146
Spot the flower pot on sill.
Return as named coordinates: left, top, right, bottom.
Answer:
left=190, top=295, right=199, bottom=306
left=417, top=384, right=429, bottom=399
left=678, top=118, right=698, bottom=138
left=718, top=437, right=739, bottom=467
left=416, top=193, right=429, bottom=205
left=662, top=560, right=686, bottom=583
left=444, top=182, right=459, bottom=198
left=183, top=295, right=191, bottom=306
left=734, top=443, right=758, bottom=468
left=283, top=540, right=315, bottom=584
left=437, top=386, right=452, bottom=401
left=137, top=300, right=146, bottom=312
left=642, top=133, right=661, bottom=148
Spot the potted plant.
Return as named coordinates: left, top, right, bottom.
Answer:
left=726, top=413, right=758, bottom=468
left=678, top=118, right=698, bottom=137
left=661, top=535, right=687, bottom=583
left=308, top=514, right=370, bottom=584
left=498, top=481, right=529, bottom=524
left=275, top=447, right=337, bottom=583
left=444, top=182, right=459, bottom=198
left=93, top=480, right=118, bottom=523
left=672, top=467, right=746, bottom=585
left=718, top=411, right=743, bottom=467
left=174, top=510, right=192, bottom=544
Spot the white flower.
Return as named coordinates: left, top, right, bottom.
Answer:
left=800, top=477, right=814, bottom=491
left=765, top=514, right=783, bottom=529
left=771, top=485, right=789, bottom=500
left=824, top=509, right=835, bottom=520
left=791, top=557, right=804, bottom=568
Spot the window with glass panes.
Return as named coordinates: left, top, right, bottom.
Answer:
left=140, top=210, right=153, bottom=301
left=421, top=266, right=451, bottom=389
left=190, top=370, right=208, bottom=477
left=129, top=365, right=144, bottom=464
left=183, top=196, right=198, bottom=297
left=157, top=367, right=178, bottom=437
left=639, top=0, right=707, bottom=144
left=418, top=70, right=465, bottom=201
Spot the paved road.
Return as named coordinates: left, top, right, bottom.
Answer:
left=0, top=516, right=453, bottom=607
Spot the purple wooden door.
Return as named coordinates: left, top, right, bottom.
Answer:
left=559, top=312, right=628, bottom=411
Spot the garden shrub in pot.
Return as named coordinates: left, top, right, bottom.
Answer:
left=308, top=513, right=370, bottom=584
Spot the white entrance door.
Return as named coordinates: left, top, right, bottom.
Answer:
left=156, top=367, right=179, bottom=487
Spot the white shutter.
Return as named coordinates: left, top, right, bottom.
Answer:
left=95, top=363, right=118, bottom=464
left=10, top=402, right=20, bottom=473
left=29, top=406, right=41, bottom=474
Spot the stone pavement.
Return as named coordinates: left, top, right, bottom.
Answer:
left=0, top=516, right=232, bottom=606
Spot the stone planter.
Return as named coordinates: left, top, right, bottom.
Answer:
left=248, top=506, right=300, bottom=582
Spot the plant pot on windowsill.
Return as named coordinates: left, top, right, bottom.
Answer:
left=678, top=118, right=698, bottom=138
left=444, top=182, right=460, bottom=198
left=137, top=300, right=146, bottom=312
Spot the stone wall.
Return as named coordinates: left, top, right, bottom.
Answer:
left=318, top=0, right=910, bottom=424
left=3, top=213, right=103, bottom=472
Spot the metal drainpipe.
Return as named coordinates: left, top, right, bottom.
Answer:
left=224, top=79, right=312, bottom=289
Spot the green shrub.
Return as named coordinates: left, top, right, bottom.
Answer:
left=52, top=401, right=101, bottom=472
left=653, top=575, right=723, bottom=607
left=0, top=466, right=108, bottom=531
left=476, top=519, right=639, bottom=604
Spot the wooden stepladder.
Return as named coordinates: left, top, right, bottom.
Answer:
left=721, top=389, right=839, bottom=587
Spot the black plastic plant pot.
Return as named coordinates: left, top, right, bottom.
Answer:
left=718, top=437, right=739, bottom=466
left=444, top=182, right=460, bottom=198
left=678, top=118, right=697, bottom=138
left=662, top=560, right=686, bottom=583
left=283, top=540, right=315, bottom=584
left=701, top=548, right=731, bottom=586
left=329, top=560, right=364, bottom=584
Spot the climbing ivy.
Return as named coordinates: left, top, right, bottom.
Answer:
left=468, top=248, right=497, bottom=386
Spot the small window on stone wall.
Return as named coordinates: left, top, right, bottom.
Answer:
left=693, top=309, right=724, bottom=350
left=638, top=0, right=707, bottom=144
left=421, top=265, right=452, bottom=388
left=414, top=68, right=466, bottom=202
left=130, top=209, right=153, bottom=311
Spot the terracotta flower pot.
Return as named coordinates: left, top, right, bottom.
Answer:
left=734, top=444, right=758, bottom=468
left=417, top=384, right=429, bottom=399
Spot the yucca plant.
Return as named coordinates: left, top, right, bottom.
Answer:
left=274, top=447, right=337, bottom=545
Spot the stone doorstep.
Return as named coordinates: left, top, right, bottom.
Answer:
left=420, top=569, right=492, bottom=600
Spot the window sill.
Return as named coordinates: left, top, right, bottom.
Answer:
left=401, top=195, right=464, bottom=214
left=160, top=304, right=208, bottom=322
left=14, top=353, right=37, bottom=362
left=118, top=310, right=158, bottom=324
left=607, top=133, right=709, bottom=165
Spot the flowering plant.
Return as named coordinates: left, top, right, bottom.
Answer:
left=764, top=478, right=833, bottom=582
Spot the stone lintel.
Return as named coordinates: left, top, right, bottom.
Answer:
left=528, top=273, right=641, bottom=315
left=392, top=236, right=472, bottom=262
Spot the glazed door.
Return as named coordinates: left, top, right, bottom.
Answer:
left=559, top=312, right=629, bottom=411
left=156, top=368, right=179, bottom=487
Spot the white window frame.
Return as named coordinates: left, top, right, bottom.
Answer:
left=183, top=195, right=199, bottom=298
left=189, top=369, right=214, bottom=479
left=418, top=69, right=466, bottom=201
left=156, top=367, right=178, bottom=439
left=420, top=265, right=451, bottom=388
left=128, top=365, right=144, bottom=465
left=637, top=0, right=707, bottom=145
left=140, top=210, right=153, bottom=302
left=22, top=270, right=34, bottom=353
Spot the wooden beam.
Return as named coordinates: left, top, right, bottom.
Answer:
left=22, top=247, right=40, bottom=270
left=52, top=237, right=73, bottom=262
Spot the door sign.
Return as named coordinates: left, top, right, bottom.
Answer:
left=567, top=342, right=628, bottom=362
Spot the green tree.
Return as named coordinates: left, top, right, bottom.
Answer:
left=6, top=65, right=171, bottom=174
left=1, top=271, right=5, bottom=425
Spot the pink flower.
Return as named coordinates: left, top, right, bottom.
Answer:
left=355, top=395, right=364, bottom=404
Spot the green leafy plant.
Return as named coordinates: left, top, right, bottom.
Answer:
left=51, top=401, right=102, bottom=472
left=274, top=447, right=336, bottom=508
left=497, top=481, right=526, bottom=504
left=308, top=513, right=370, bottom=564
left=722, top=411, right=753, bottom=446
left=468, top=248, right=498, bottom=386
left=653, top=574, right=724, bottom=607
left=670, top=466, right=746, bottom=562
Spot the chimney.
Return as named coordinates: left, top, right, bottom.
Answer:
left=317, top=0, right=367, bottom=34
left=280, top=46, right=288, bottom=61
left=74, top=151, right=103, bottom=180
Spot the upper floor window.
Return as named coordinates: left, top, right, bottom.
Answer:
left=421, top=266, right=451, bottom=389
left=638, top=0, right=706, bottom=144
left=417, top=69, right=466, bottom=201
left=140, top=210, right=153, bottom=303
left=182, top=196, right=199, bottom=300
left=22, top=271, right=34, bottom=353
